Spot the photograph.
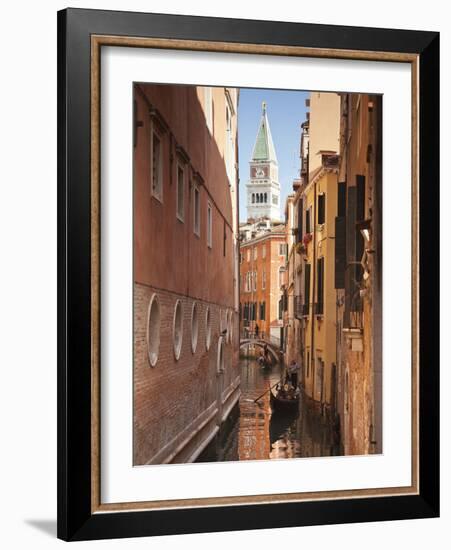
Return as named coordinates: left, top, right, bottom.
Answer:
left=133, top=83, right=382, bottom=465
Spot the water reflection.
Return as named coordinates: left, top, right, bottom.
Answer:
left=198, top=349, right=341, bottom=462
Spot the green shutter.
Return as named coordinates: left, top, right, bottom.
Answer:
left=318, top=194, right=326, bottom=225
left=338, top=181, right=346, bottom=217
left=304, top=263, right=311, bottom=314
left=317, top=257, right=324, bottom=314
left=335, top=216, right=346, bottom=288
left=297, top=199, right=304, bottom=243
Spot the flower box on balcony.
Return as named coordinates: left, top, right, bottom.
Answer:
left=295, top=242, right=306, bottom=254
left=303, top=232, right=312, bottom=246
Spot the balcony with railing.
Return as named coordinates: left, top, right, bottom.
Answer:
left=294, top=295, right=302, bottom=319
left=320, top=152, right=339, bottom=169
left=292, top=178, right=302, bottom=192
left=294, top=296, right=309, bottom=319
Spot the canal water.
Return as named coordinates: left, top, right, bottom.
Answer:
left=199, top=349, right=341, bottom=462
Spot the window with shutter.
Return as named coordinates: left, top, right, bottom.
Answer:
left=318, top=193, right=326, bottom=225
left=338, top=182, right=346, bottom=217
left=356, top=175, right=365, bottom=222
left=316, top=257, right=324, bottom=315
left=207, top=202, right=212, bottom=248
left=356, top=175, right=366, bottom=262
left=297, top=199, right=303, bottom=243
left=335, top=216, right=346, bottom=289
left=304, top=263, right=311, bottom=316
left=176, top=165, right=185, bottom=221
left=344, top=186, right=363, bottom=325
left=193, top=186, right=200, bottom=236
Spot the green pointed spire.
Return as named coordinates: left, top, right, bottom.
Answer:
left=251, top=102, right=278, bottom=163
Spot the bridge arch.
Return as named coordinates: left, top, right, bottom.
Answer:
left=239, top=339, right=280, bottom=363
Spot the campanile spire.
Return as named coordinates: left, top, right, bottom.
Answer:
left=246, top=102, right=281, bottom=221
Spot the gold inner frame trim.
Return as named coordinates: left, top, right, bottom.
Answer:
left=90, top=34, right=419, bottom=514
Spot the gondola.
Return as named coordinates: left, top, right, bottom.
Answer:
left=270, top=384, right=300, bottom=412
left=257, top=355, right=271, bottom=369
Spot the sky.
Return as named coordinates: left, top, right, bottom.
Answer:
left=237, top=88, right=309, bottom=222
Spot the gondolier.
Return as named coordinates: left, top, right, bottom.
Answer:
left=287, top=360, right=300, bottom=388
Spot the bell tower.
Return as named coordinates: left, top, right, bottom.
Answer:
left=246, top=102, right=281, bottom=221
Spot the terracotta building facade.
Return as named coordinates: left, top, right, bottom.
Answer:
left=133, top=83, right=240, bottom=465
left=239, top=228, right=287, bottom=342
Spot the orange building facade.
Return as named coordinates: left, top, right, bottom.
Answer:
left=239, top=229, right=287, bottom=342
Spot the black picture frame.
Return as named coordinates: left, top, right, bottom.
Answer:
left=57, top=7, right=439, bottom=541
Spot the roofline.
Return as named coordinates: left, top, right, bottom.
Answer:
left=240, top=229, right=286, bottom=247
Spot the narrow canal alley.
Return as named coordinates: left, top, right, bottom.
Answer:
left=198, top=348, right=342, bottom=463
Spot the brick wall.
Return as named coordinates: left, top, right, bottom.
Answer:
left=134, top=283, right=239, bottom=465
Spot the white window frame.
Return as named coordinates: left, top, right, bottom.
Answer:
left=204, top=87, right=213, bottom=134
left=278, top=266, right=285, bottom=289
left=247, top=249, right=250, bottom=262
left=253, top=247, right=257, bottom=261
left=207, top=201, right=213, bottom=249
left=225, top=103, right=234, bottom=185
left=176, top=162, right=185, bottom=222
left=193, top=185, right=200, bottom=236
left=262, top=270, right=266, bottom=290
left=150, top=126, right=163, bottom=202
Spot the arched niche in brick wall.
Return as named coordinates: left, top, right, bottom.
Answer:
left=173, top=299, right=183, bottom=361
left=216, top=336, right=225, bottom=374
left=146, top=293, right=160, bottom=367
left=191, top=301, right=199, bottom=354
left=205, top=306, right=212, bottom=351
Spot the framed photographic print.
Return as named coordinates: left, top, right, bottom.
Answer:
left=57, top=8, right=439, bottom=541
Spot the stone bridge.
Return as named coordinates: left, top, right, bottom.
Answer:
left=239, top=337, right=281, bottom=363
